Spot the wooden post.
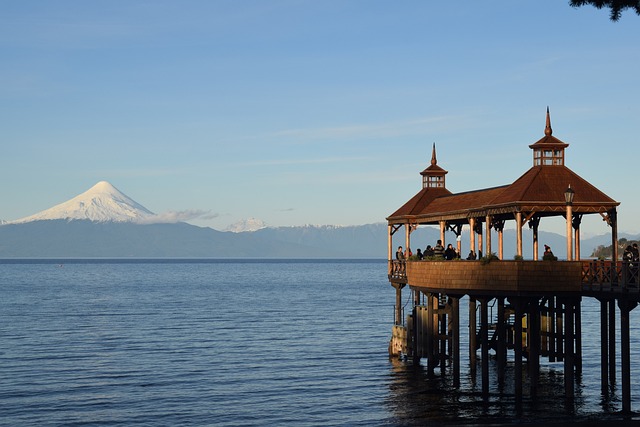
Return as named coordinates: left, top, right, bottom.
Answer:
left=497, top=297, right=506, bottom=385
left=469, top=297, right=477, bottom=369
left=529, top=299, right=540, bottom=398
left=514, top=299, right=524, bottom=401
left=566, top=205, right=573, bottom=261
left=485, top=215, right=492, bottom=256
left=395, top=287, right=402, bottom=325
left=600, top=299, right=609, bottom=395
left=469, top=218, right=476, bottom=256
left=575, top=299, right=582, bottom=375
left=565, top=298, right=575, bottom=400
left=480, top=297, right=489, bottom=397
left=452, top=296, right=460, bottom=387
left=549, top=296, right=556, bottom=362
left=516, top=211, right=523, bottom=257
left=609, top=299, right=616, bottom=385
left=618, top=299, right=637, bottom=414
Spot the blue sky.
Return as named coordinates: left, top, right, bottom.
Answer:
left=1, top=1, right=639, bottom=235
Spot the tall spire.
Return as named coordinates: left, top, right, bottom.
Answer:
left=544, top=106, right=552, bottom=136
left=421, top=142, right=447, bottom=189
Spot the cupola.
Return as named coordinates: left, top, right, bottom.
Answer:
left=420, top=143, right=448, bottom=189
left=528, top=107, right=569, bottom=166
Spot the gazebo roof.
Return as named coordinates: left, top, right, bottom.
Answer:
left=387, top=110, right=619, bottom=225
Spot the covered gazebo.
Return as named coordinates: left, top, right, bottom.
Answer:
left=387, top=108, right=620, bottom=263
left=384, top=109, right=639, bottom=413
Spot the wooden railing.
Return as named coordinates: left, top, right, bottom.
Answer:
left=388, top=260, right=407, bottom=283
left=581, top=260, right=639, bottom=293
left=388, top=259, right=640, bottom=294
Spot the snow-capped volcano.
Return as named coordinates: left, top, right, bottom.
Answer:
left=11, top=181, right=155, bottom=224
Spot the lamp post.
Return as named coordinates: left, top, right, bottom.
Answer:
left=565, top=185, right=575, bottom=261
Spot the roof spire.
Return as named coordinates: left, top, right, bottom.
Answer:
left=544, top=106, right=552, bottom=136
left=431, top=143, right=437, bottom=165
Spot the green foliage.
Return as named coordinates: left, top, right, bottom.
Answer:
left=570, top=0, right=640, bottom=21
left=590, top=238, right=638, bottom=260
left=480, top=252, right=499, bottom=265
left=513, top=255, right=524, bottom=261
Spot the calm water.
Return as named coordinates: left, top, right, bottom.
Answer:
left=1, top=259, right=640, bottom=426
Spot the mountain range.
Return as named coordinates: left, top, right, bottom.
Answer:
left=0, top=181, right=632, bottom=258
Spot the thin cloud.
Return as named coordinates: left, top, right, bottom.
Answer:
left=273, top=115, right=460, bottom=142
left=138, top=210, right=218, bottom=224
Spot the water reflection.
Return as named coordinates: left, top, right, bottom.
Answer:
left=386, top=356, right=640, bottom=426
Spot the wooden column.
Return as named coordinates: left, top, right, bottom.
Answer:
left=609, top=299, right=616, bottom=385
left=531, top=216, right=540, bottom=261
left=439, top=220, right=446, bottom=247
left=480, top=297, right=489, bottom=397
left=618, top=299, right=638, bottom=414
left=566, top=205, right=573, bottom=261
left=485, top=215, right=492, bottom=257
left=516, top=212, right=523, bottom=257
left=469, top=297, right=477, bottom=368
left=405, top=223, right=411, bottom=256
left=469, top=218, right=476, bottom=256
left=575, top=228, right=581, bottom=260
left=564, top=298, right=575, bottom=400
left=452, top=296, right=461, bottom=387
left=549, top=296, right=557, bottom=362
left=575, top=299, right=582, bottom=375
left=388, top=224, right=393, bottom=261
left=529, top=299, right=540, bottom=397
left=426, top=293, right=436, bottom=375
left=395, top=287, right=402, bottom=325
left=514, top=299, right=524, bottom=401
left=497, top=297, right=506, bottom=385
left=600, top=299, right=609, bottom=395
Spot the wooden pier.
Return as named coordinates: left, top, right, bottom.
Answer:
left=386, top=109, right=638, bottom=412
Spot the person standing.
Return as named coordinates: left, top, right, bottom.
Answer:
left=444, top=243, right=456, bottom=260
left=433, top=240, right=445, bottom=259
left=396, top=246, right=405, bottom=260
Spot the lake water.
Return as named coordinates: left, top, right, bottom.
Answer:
left=1, top=259, right=640, bottom=426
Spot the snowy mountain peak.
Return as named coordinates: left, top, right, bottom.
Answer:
left=11, top=181, right=155, bottom=224
left=225, top=218, right=267, bottom=233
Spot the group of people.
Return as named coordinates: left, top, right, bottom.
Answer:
left=396, top=240, right=479, bottom=261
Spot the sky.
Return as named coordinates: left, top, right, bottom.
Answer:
left=1, top=1, right=639, bottom=235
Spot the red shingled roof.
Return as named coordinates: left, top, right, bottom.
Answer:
left=388, top=109, right=619, bottom=225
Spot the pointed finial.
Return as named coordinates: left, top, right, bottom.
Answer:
left=544, top=106, right=552, bottom=136
left=431, top=143, right=437, bottom=165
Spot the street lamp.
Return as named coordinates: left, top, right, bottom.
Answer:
left=564, top=185, right=575, bottom=206
left=565, top=185, right=574, bottom=260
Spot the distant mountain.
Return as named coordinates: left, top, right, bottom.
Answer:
left=0, top=220, right=387, bottom=258
left=0, top=181, right=634, bottom=258
left=10, top=181, right=154, bottom=224
left=225, top=218, right=267, bottom=233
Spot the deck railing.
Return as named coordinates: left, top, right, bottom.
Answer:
left=388, top=259, right=640, bottom=294
left=581, top=260, right=639, bottom=293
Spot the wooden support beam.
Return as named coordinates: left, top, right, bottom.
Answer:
left=564, top=298, right=575, bottom=401
left=452, top=296, right=461, bottom=387
left=609, top=299, right=616, bottom=385
left=600, top=299, right=609, bottom=395
left=480, top=297, right=489, bottom=398
left=469, top=297, right=477, bottom=381
left=514, top=299, right=524, bottom=401
left=618, top=299, right=638, bottom=414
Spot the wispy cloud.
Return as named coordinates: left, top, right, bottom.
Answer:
left=273, top=115, right=461, bottom=142
left=238, top=155, right=374, bottom=167
left=138, top=209, right=218, bottom=224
